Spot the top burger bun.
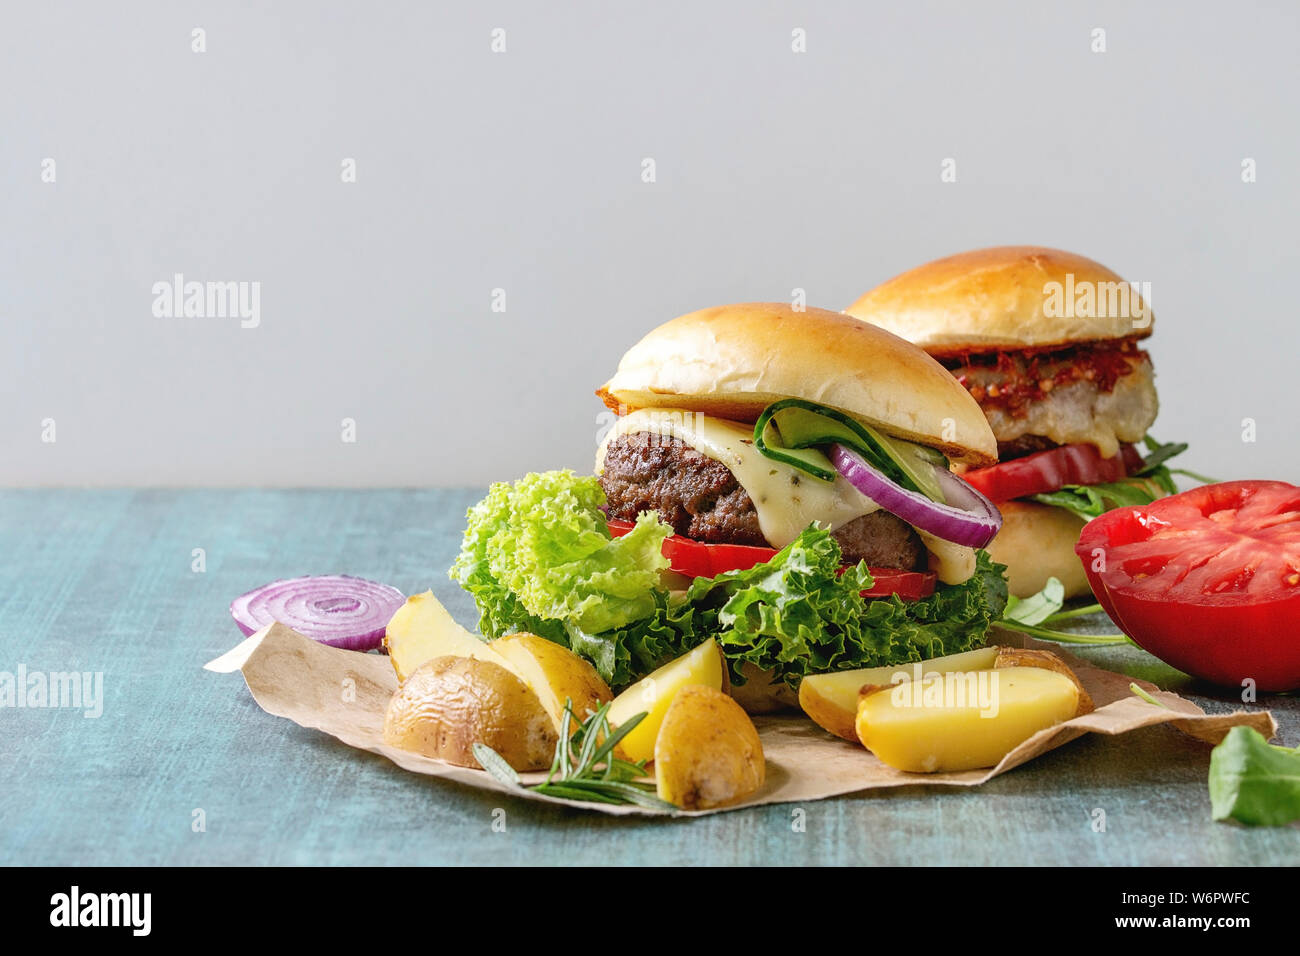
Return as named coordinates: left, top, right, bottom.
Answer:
left=596, top=302, right=998, bottom=467
left=845, top=246, right=1154, bottom=356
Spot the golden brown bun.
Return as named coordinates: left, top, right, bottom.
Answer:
left=845, top=246, right=1153, bottom=356
left=597, top=302, right=997, bottom=466
left=984, top=499, right=1090, bottom=599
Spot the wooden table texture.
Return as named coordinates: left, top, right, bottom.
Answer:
left=2, top=489, right=1295, bottom=866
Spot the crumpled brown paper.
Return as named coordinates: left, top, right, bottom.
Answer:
left=205, top=622, right=1277, bottom=816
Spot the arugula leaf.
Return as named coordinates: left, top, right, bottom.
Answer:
left=997, top=576, right=1130, bottom=645
left=1134, top=436, right=1189, bottom=475
left=1029, top=475, right=1171, bottom=522
left=1027, top=435, right=1211, bottom=522
left=1209, top=726, right=1300, bottom=827
left=1004, top=577, right=1065, bottom=626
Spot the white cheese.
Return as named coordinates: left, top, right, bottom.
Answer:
left=596, top=408, right=881, bottom=549
left=596, top=408, right=977, bottom=584
left=916, top=531, right=977, bottom=585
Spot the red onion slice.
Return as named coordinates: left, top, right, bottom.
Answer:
left=829, top=444, right=1003, bottom=549
left=230, top=575, right=405, bottom=651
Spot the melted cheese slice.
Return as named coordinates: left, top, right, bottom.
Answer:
left=916, top=530, right=977, bottom=585
left=595, top=409, right=976, bottom=584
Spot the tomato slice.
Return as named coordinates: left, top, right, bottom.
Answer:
left=853, top=566, right=938, bottom=601
left=1076, top=480, right=1300, bottom=691
left=963, top=443, right=1144, bottom=502
left=605, top=518, right=937, bottom=600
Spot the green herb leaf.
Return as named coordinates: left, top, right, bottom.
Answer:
left=1128, top=682, right=1169, bottom=708
left=1029, top=477, right=1168, bottom=523
left=1209, top=726, right=1300, bottom=827
left=1135, top=436, right=1189, bottom=475
left=1026, top=435, right=1210, bottom=522
left=1004, top=577, right=1065, bottom=626
left=532, top=783, right=628, bottom=805
left=997, top=578, right=1129, bottom=644
left=995, top=619, right=1131, bottom=645
left=472, top=743, right=522, bottom=787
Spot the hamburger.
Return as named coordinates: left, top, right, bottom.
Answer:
left=845, top=246, right=1183, bottom=598
left=451, top=302, right=1013, bottom=713
left=591, top=302, right=1008, bottom=708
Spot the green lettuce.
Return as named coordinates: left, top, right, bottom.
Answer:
left=1028, top=435, right=1213, bottom=522
left=450, top=470, right=1008, bottom=689
left=1029, top=475, right=1175, bottom=522
left=677, top=529, right=1007, bottom=690
left=448, top=471, right=670, bottom=640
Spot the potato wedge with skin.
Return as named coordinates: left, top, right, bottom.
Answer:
left=383, top=590, right=514, bottom=683
left=489, top=632, right=613, bottom=729
left=993, top=647, right=1094, bottom=717
left=799, top=646, right=999, bottom=741
left=655, top=685, right=765, bottom=810
left=855, top=666, right=1080, bottom=773
left=607, top=638, right=724, bottom=764
left=383, top=656, right=557, bottom=771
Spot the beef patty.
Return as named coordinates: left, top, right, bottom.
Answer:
left=599, top=432, right=926, bottom=570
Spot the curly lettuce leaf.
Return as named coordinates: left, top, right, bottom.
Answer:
left=448, top=471, right=670, bottom=638
left=449, top=470, right=1009, bottom=689
left=681, top=528, right=1008, bottom=689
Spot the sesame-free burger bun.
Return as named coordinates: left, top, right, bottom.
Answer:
left=845, top=246, right=1154, bottom=356
left=596, top=302, right=998, bottom=467
left=984, top=499, right=1090, bottom=599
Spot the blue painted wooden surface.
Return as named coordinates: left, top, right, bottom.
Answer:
left=2, top=489, right=1296, bottom=865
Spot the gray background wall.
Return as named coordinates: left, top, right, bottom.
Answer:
left=3, top=1, right=1296, bottom=487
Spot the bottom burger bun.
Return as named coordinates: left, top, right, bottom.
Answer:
left=985, top=500, right=1090, bottom=600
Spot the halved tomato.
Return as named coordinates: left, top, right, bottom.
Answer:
left=605, top=518, right=936, bottom=600
left=963, top=443, right=1144, bottom=502
left=1076, top=480, right=1300, bottom=691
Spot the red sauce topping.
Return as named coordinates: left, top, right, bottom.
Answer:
left=943, top=338, right=1148, bottom=418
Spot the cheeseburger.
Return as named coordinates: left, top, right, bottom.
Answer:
left=846, top=246, right=1178, bottom=598
left=451, top=302, right=1012, bottom=715
left=595, top=302, right=1003, bottom=605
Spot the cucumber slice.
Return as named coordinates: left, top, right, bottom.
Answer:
left=756, top=419, right=837, bottom=481
left=870, top=429, right=947, bottom=505
left=753, top=399, right=949, bottom=502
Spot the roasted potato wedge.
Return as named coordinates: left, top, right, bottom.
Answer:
left=855, top=665, right=1081, bottom=773
left=383, top=655, right=557, bottom=771
left=607, top=638, right=725, bottom=763
left=799, top=646, right=999, bottom=741
left=490, top=632, right=613, bottom=729
left=993, top=647, right=1094, bottom=717
left=383, top=590, right=515, bottom=683
left=654, top=685, right=765, bottom=810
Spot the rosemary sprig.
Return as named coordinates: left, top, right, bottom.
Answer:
left=473, top=698, right=679, bottom=813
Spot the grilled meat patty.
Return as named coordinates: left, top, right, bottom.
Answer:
left=599, top=432, right=926, bottom=570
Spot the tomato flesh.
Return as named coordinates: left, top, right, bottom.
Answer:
left=963, top=442, right=1144, bottom=502
left=605, top=518, right=937, bottom=601
left=1076, top=480, right=1300, bottom=690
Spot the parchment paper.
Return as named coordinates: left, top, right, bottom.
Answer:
left=205, top=622, right=1277, bottom=816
